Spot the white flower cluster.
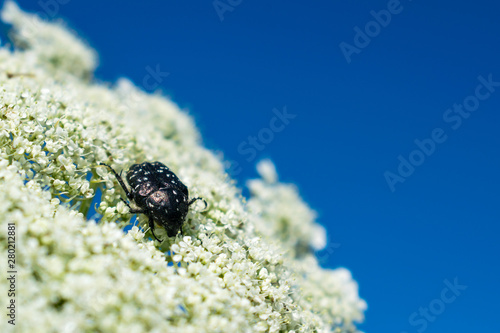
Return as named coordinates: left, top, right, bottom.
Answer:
left=247, top=160, right=367, bottom=331
left=248, top=159, right=326, bottom=256
left=0, top=2, right=366, bottom=332
left=1, top=1, right=97, bottom=79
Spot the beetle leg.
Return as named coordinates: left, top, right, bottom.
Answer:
left=149, top=220, right=163, bottom=242
left=129, top=208, right=146, bottom=214
left=129, top=209, right=144, bottom=214
left=188, top=197, right=208, bottom=211
left=99, top=163, right=133, bottom=200
left=119, top=198, right=145, bottom=214
left=119, top=198, right=132, bottom=209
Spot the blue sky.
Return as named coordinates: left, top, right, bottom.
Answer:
left=4, top=0, right=499, bottom=331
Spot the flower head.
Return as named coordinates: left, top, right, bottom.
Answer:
left=0, top=3, right=365, bottom=332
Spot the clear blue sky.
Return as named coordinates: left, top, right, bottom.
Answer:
left=4, top=0, right=499, bottom=331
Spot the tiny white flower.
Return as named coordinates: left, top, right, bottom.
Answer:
left=116, top=200, right=129, bottom=214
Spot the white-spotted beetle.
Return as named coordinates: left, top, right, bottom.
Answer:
left=100, top=162, right=206, bottom=241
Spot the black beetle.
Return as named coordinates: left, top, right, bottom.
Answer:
left=100, top=162, right=205, bottom=241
